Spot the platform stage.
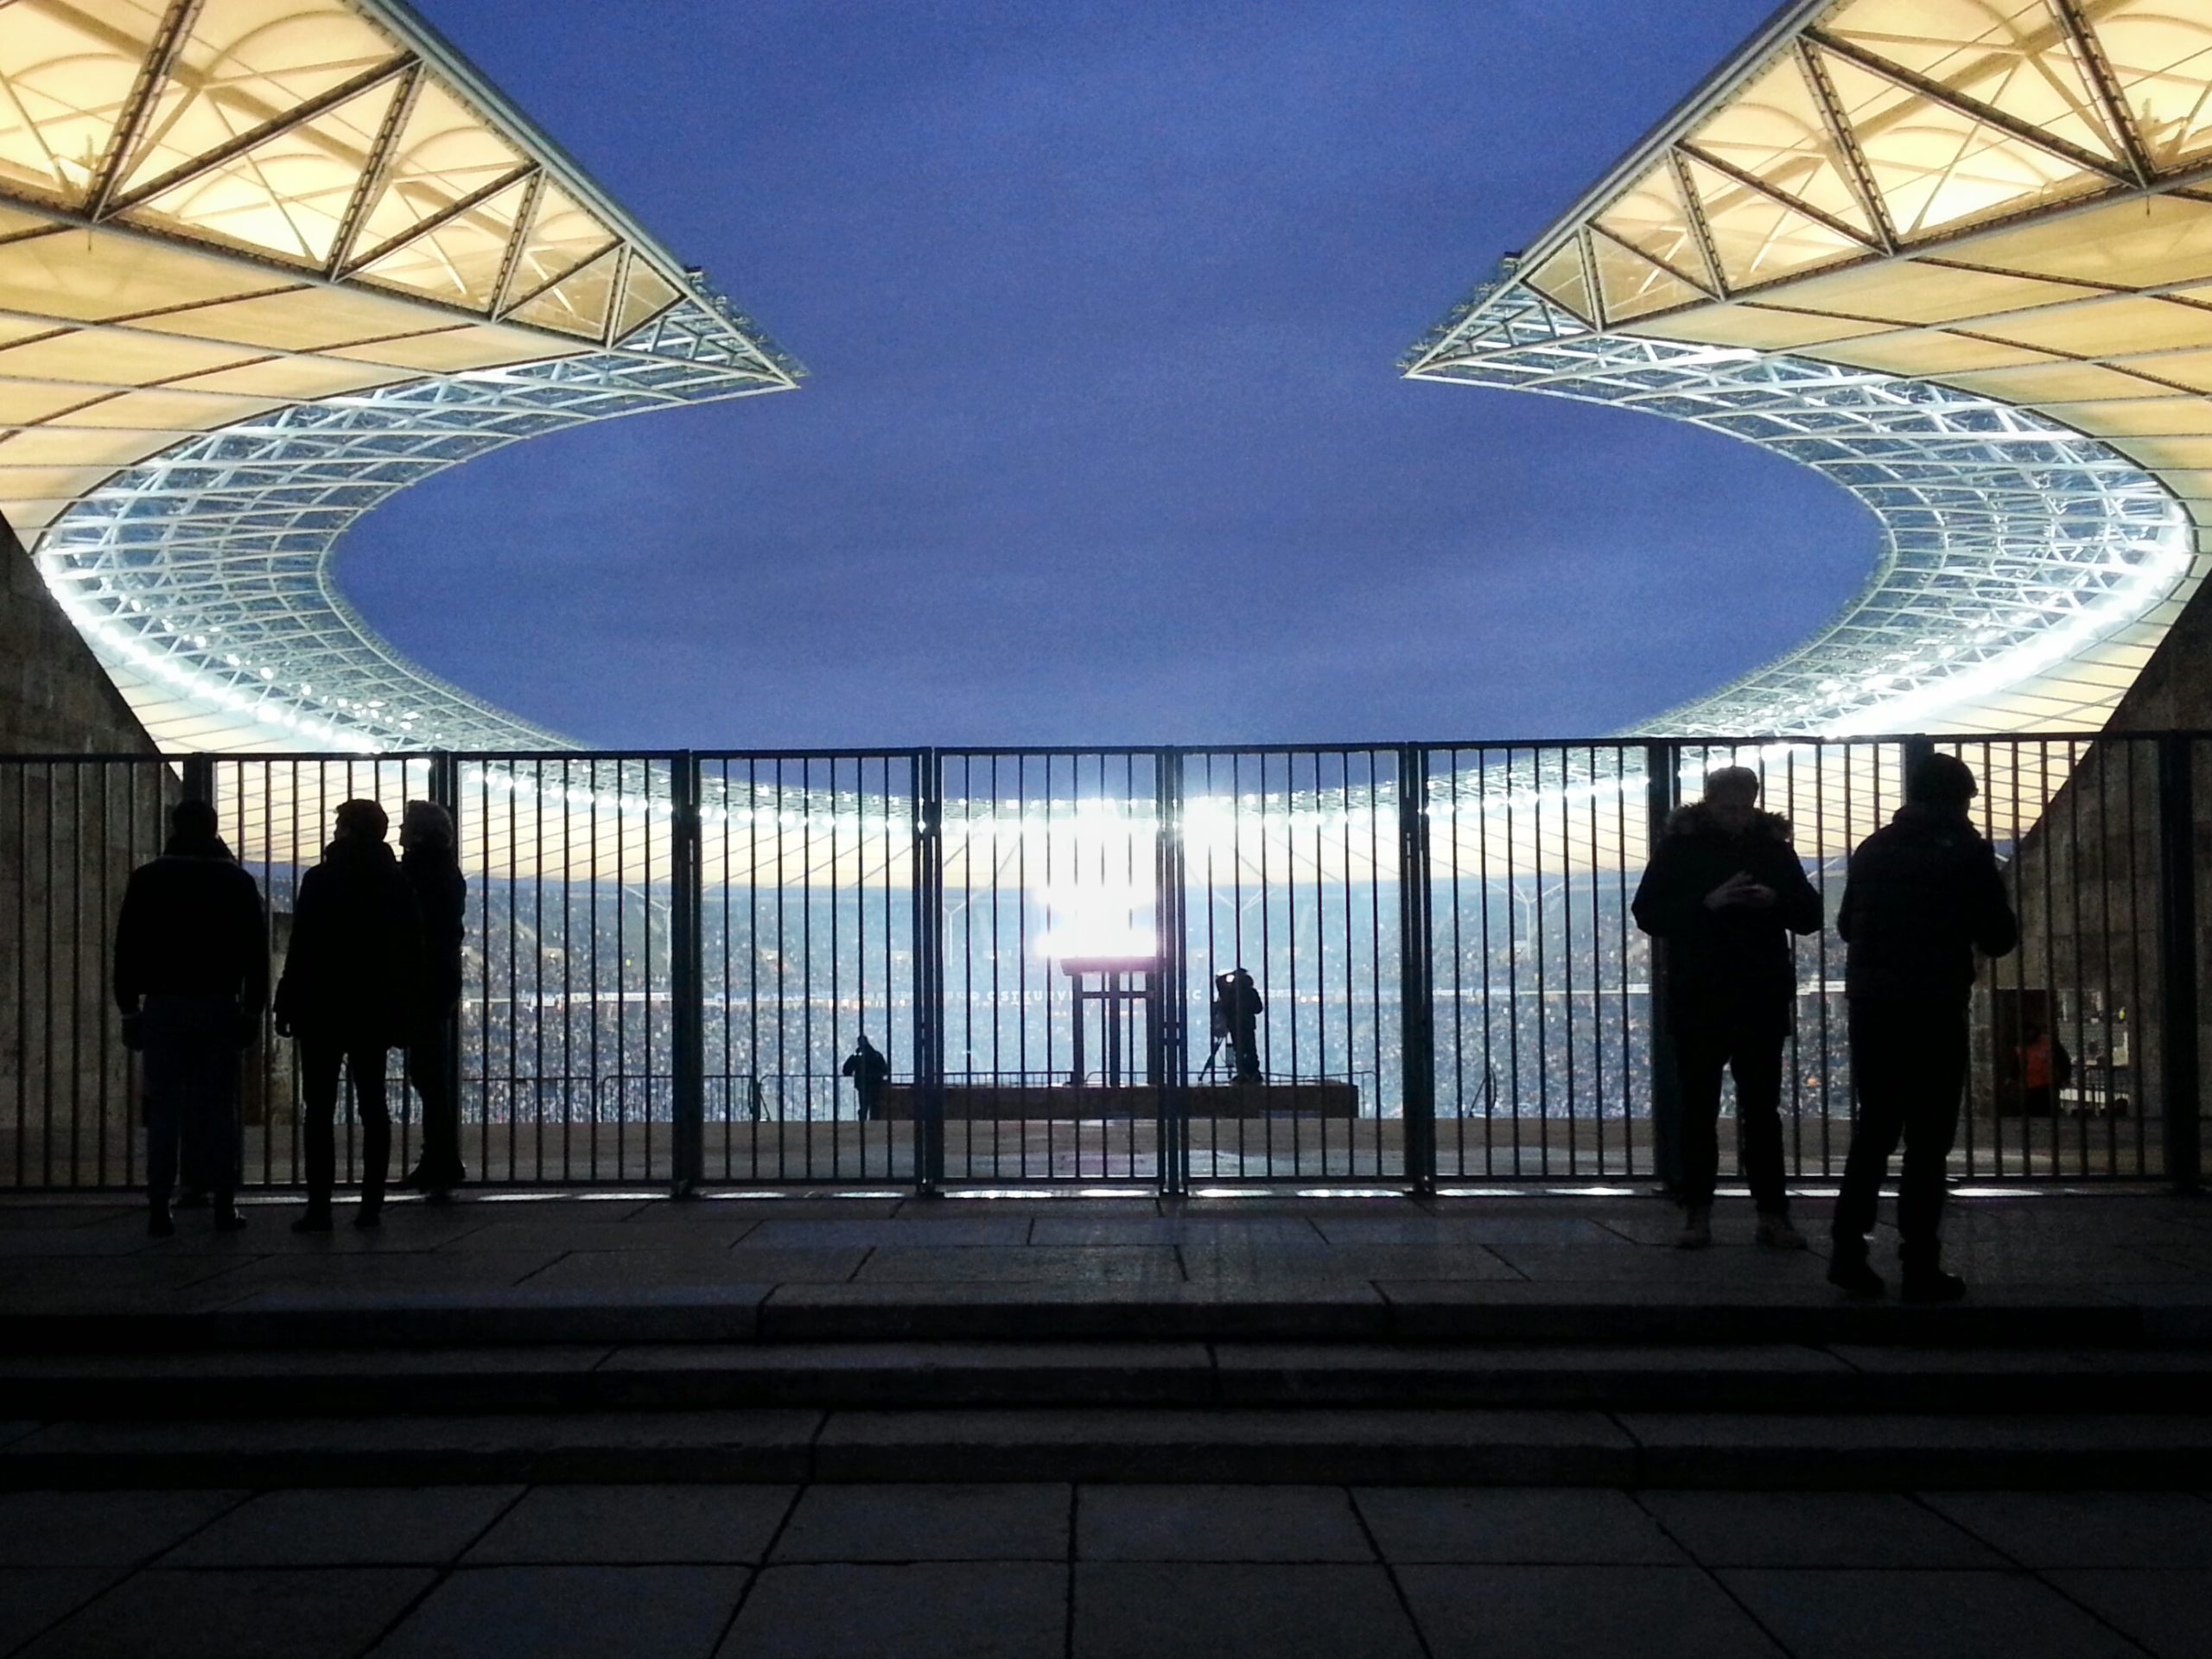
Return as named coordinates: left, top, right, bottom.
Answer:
left=872, top=1081, right=1360, bottom=1121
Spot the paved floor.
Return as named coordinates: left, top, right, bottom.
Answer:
left=0, top=1480, right=2203, bottom=1657
left=3, top=1190, right=2211, bottom=1320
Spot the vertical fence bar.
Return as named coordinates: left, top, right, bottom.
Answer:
left=669, top=753, right=705, bottom=1197
left=1155, top=749, right=1186, bottom=1197
left=1399, top=745, right=1437, bottom=1195
left=2158, top=734, right=2201, bottom=1192
left=913, top=749, right=945, bottom=1196
left=1643, top=741, right=1681, bottom=1193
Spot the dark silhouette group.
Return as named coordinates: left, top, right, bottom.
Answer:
left=1636, top=752, right=2018, bottom=1301
left=116, top=796, right=468, bottom=1236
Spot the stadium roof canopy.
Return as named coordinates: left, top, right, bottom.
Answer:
left=1405, top=0, right=2212, bottom=736
left=1, top=0, right=798, bottom=753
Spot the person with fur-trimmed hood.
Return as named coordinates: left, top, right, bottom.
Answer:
left=1633, top=766, right=1823, bottom=1250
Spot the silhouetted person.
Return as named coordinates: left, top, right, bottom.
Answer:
left=1829, top=753, right=2018, bottom=1301
left=1633, top=766, right=1822, bottom=1249
left=274, top=799, right=422, bottom=1232
left=2019, top=1007, right=2071, bottom=1119
left=114, top=799, right=267, bottom=1236
left=842, top=1034, right=890, bottom=1121
left=397, top=800, right=467, bottom=1198
left=1214, top=968, right=1264, bottom=1084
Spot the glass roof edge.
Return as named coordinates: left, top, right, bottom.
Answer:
left=30, top=343, right=789, bottom=755
left=1410, top=320, right=2196, bottom=737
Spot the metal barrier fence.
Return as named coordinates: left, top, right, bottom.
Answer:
left=3, top=735, right=2202, bottom=1192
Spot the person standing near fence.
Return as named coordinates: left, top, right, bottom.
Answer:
left=1829, top=753, right=2018, bottom=1302
left=842, top=1033, right=889, bottom=1121
left=274, top=799, right=423, bottom=1232
left=1632, top=766, right=1823, bottom=1250
left=1214, top=967, right=1265, bottom=1084
left=114, top=798, right=267, bottom=1237
left=398, top=800, right=467, bottom=1198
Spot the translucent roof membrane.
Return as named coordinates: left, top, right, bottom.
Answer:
left=1404, top=0, right=2212, bottom=735
left=0, top=0, right=804, bottom=753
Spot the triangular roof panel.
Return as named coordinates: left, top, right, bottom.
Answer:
left=1588, top=228, right=1707, bottom=322
left=348, top=81, right=526, bottom=261
left=1822, top=0, right=2124, bottom=166
left=354, top=172, right=530, bottom=309
left=0, top=0, right=166, bottom=206
left=504, top=182, right=620, bottom=310
left=1817, top=47, right=2111, bottom=238
left=123, top=77, right=403, bottom=265
left=117, top=0, right=401, bottom=197
left=1592, top=161, right=1713, bottom=291
left=507, top=245, right=620, bottom=338
left=1685, top=55, right=1878, bottom=238
left=614, top=262, right=684, bottom=340
left=1522, top=239, right=1595, bottom=326
left=1681, top=154, right=1870, bottom=289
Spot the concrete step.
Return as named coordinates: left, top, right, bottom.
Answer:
left=5, top=1405, right=2210, bottom=1490
left=3, top=1340, right=2209, bottom=1420
left=2, top=1280, right=2182, bottom=1354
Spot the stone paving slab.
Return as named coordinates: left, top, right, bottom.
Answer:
left=2044, top=1570, right=2210, bottom=1659
left=1399, top=1563, right=1787, bottom=1659
left=0, top=1487, right=245, bottom=1564
left=17, top=1565, right=435, bottom=1659
left=775, top=1482, right=1068, bottom=1561
left=374, top=1563, right=748, bottom=1659
left=0, top=1569, right=122, bottom=1658
left=1352, top=1486, right=1687, bottom=1564
left=1634, top=1490, right=2006, bottom=1568
left=1076, top=1561, right=1426, bottom=1659
left=1719, top=1567, right=2139, bottom=1659
left=466, top=1484, right=791, bottom=1564
left=163, top=1485, right=523, bottom=1567
left=725, top=1562, right=1064, bottom=1659
left=1918, top=1489, right=2212, bottom=1567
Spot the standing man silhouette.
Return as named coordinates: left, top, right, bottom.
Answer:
left=1214, top=968, right=1265, bottom=1084
left=1829, top=753, right=2017, bottom=1301
left=114, top=798, right=266, bottom=1236
left=842, top=1034, right=889, bottom=1121
left=398, top=800, right=467, bottom=1198
left=274, top=799, right=422, bottom=1232
left=1633, top=766, right=1823, bottom=1249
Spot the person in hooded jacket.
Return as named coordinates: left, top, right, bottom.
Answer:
left=274, top=798, right=422, bottom=1231
left=1632, top=766, right=1823, bottom=1250
left=114, top=798, right=268, bottom=1236
left=1828, top=753, right=2018, bottom=1302
left=397, top=799, right=467, bottom=1197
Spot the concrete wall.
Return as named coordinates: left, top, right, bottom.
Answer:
left=0, top=512, right=170, bottom=1185
left=1, top=512, right=162, bottom=757
left=2002, top=583, right=2212, bottom=1178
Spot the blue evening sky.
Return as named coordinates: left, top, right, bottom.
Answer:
left=339, top=0, right=1872, bottom=749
